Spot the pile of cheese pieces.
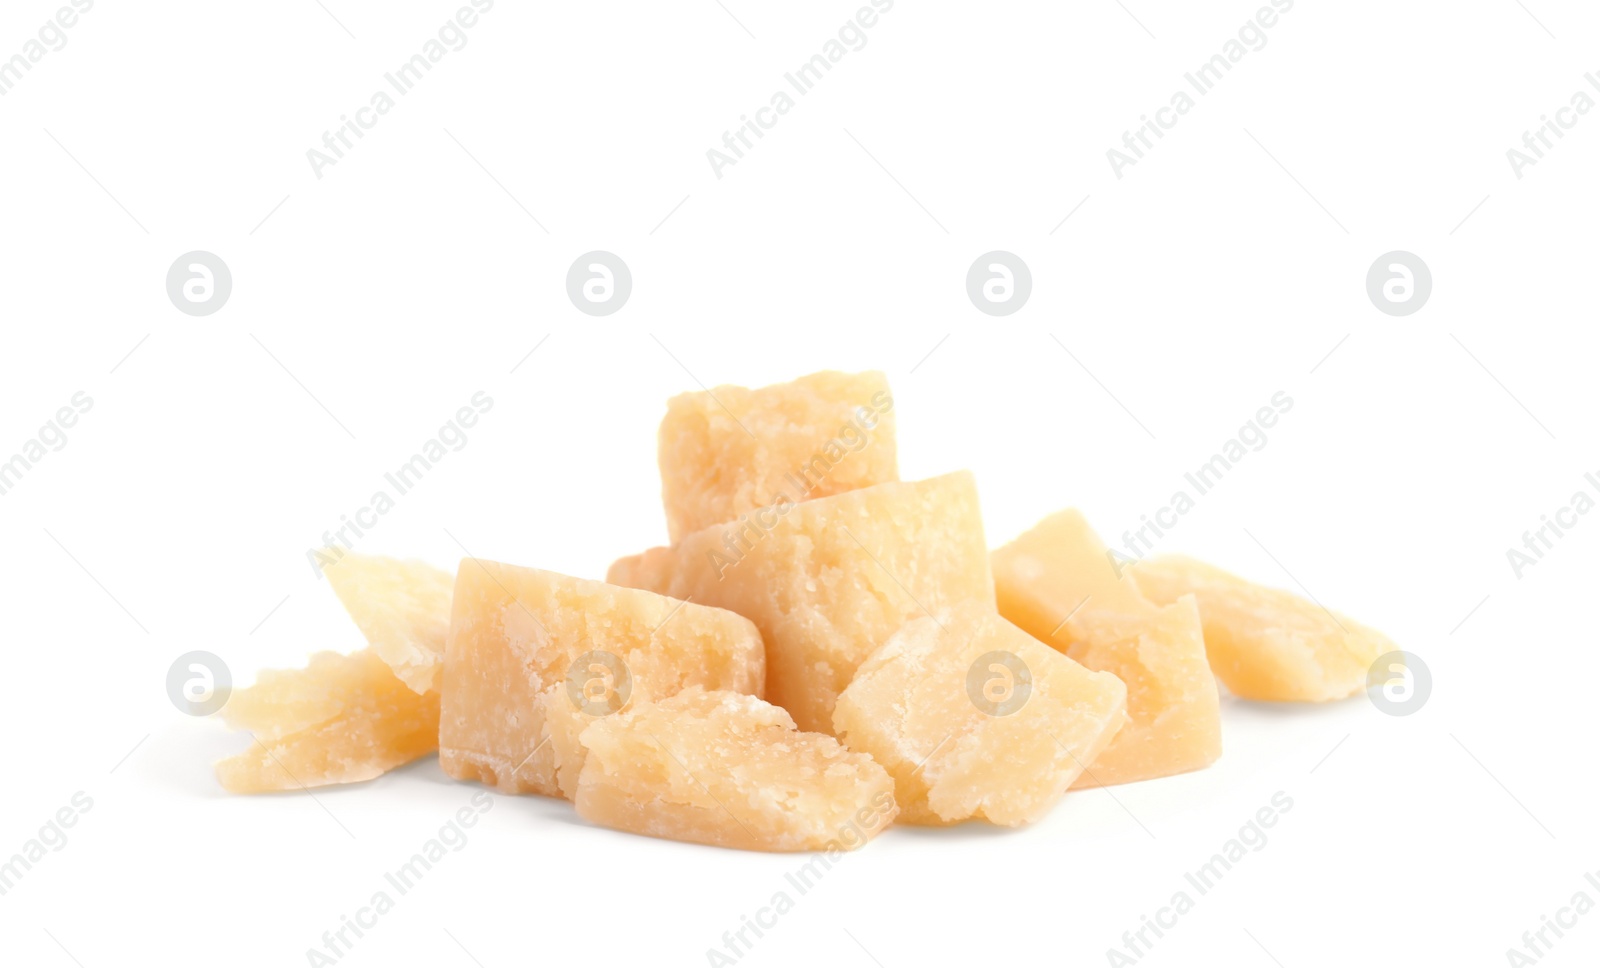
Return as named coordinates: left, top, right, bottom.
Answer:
left=217, top=370, right=1398, bottom=852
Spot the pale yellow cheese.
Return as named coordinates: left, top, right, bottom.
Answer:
left=215, top=650, right=439, bottom=793
left=658, top=370, right=897, bottom=542
left=1132, top=555, right=1395, bottom=702
left=832, top=602, right=1127, bottom=826
left=992, top=511, right=1222, bottom=787
left=575, top=687, right=898, bottom=852
left=438, top=561, right=765, bottom=797
left=613, top=472, right=994, bottom=734
left=605, top=545, right=674, bottom=596
left=323, top=551, right=454, bottom=694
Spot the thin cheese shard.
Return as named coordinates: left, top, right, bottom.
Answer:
left=323, top=551, right=454, bottom=694
left=438, top=561, right=765, bottom=798
left=832, top=602, right=1127, bottom=826
left=215, top=650, right=439, bottom=794
left=992, top=511, right=1222, bottom=787
left=575, top=687, right=898, bottom=852
left=1132, top=555, right=1395, bottom=702
left=613, top=472, right=994, bottom=734
left=658, top=370, right=898, bottom=542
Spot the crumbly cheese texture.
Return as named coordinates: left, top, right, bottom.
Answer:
left=1132, top=555, right=1395, bottom=702
left=992, top=510, right=1222, bottom=787
left=658, top=370, right=898, bottom=542
left=613, top=472, right=994, bottom=734
left=323, top=551, right=455, bottom=694
left=575, top=687, right=898, bottom=852
left=832, top=602, right=1127, bottom=827
left=438, top=561, right=765, bottom=798
left=215, top=650, right=440, bottom=794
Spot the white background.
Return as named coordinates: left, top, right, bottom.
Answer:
left=1, top=1, right=1596, bottom=965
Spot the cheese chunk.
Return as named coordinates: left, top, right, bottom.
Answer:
left=832, top=602, right=1127, bottom=826
left=438, top=561, right=765, bottom=797
left=658, top=370, right=897, bottom=542
left=992, top=511, right=1221, bottom=787
left=323, top=551, right=454, bottom=694
left=605, top=545, right=674, bottom=596
left=614, top=472, right=994, bottom=734
left=1132, top=555, right=1395, bottom=702
left=215, top=650, right=439, bottom=794
left=575, top=687, right=898, bottom=852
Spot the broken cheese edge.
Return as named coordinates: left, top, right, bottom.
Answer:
left=833, top=602, right=1128, bottom=827
left=438, top=560, right=765, bottom=798
left=992, top=510, right=1222, bottom=787
left=1056, top=601, right=1220, bottom=788
left=1132, top=554, right=1395, bottom=702
left=658, top=369, right=898, bottom=542
left=322, top=550, right=455, bottom=695
left=575, top=687, right=898, bottom=852
left=215, top=649, right=439, bottom=794
left=605, top=545, right=675, bottom=596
